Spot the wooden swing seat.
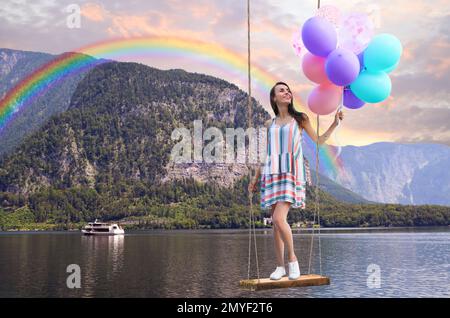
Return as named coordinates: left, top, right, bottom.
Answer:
left=239, top=274, right=330, bottom=291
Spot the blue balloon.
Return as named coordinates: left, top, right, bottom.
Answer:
left=357, top=52, right=365, bottom=72
left=364, top=34, right=402, bottom=72
left=350, top=70, right=392, bottom=103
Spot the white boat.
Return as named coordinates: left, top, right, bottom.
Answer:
left=82, top=219, right=125, bottom=235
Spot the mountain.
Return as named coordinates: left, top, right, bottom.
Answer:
left=1, top=59, right=448, bottom=229
left=309, top=170, right=374, bottom=204
left=327, top=142, right=450, bottom=206
left=0, top=55, right=370, bottom=204
left=0, top=48, right=96, bottom=157
left=0, top=61, right=269, bottom=194
left=0, top=49, right=53, bottom=96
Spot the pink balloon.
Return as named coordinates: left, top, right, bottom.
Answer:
left=302, top=52, right=331, bottom=84
left=307, top=84, right=343, bottom=115
left=338, top=13, right=374, bottom=54
left=316, top=5, right=341, bottom=27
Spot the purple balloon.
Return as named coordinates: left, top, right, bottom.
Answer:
left=325, top=48, right=360, bottom=86
left=343, top=88, right=365, bottom=109
left=302, top=17, right=337, bottom=57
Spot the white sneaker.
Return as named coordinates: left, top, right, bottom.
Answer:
left=269, top=266, right=286, bottom=280
left=288, top=261, right=301, bottom=280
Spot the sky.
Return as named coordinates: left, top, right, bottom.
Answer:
left=0, top=0, right=449, bottom=147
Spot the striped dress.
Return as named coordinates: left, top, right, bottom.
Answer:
left=260, top=116, right=306, bottom=210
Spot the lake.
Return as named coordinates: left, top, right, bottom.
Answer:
left=0, top=227, right=449, bottom=297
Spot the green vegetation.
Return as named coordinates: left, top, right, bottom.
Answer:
left=0, top=205, right=58, bottom=231
left=1, top=177, right=448, bottom=231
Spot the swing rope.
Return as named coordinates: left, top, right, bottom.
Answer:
left=308, top=115, right=323, bottom=275
left=246, top=0, right=260, bottom=282
left=308, top=0, right=323, bottom=277
left=246, top=0, right=324, bottom=281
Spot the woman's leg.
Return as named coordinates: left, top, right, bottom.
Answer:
left=271, top=204, right=284, bottom=266
left=272, top=201, right=297, bottom=263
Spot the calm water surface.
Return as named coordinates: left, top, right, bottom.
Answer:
left=0, top=227, right=449, bottom=297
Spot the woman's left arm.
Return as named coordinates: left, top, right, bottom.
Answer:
left=301, top=109, right=344, bottom=145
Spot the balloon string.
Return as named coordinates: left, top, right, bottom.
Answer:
left=334, top=104, right=343, bottom=158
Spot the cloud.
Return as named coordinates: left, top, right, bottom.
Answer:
left=345, top=103, right=450, bottom=146
left=391, top=32, right=450, bottom=105
left=81, top=3, right=105, bottom=22
left=0, top=0, right=58, bottom=26
left=79, top=1, right=217, bottom=39
left=0, top=0, right=449, bottom=146
left=80, top=2, right=169, bottom=37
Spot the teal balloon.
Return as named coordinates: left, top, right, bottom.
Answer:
left=350, top=70, right=392, bottom=103
left=364, top=34, right=402, bottom=72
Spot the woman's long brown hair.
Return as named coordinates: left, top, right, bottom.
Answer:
left=270, top=81, right=307, bottom=128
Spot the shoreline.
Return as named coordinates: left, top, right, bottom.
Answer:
left=1, top=225, right=449, bottom=234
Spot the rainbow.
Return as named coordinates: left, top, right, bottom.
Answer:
left=0, top=35, right=344, bottom=175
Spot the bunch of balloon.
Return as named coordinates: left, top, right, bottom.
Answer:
left=294, top=5, right=402, bottom=114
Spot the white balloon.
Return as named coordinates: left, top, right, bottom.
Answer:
left=316, top=5, right=342, bottom=27
left=338, top=12, right=374, bottom=54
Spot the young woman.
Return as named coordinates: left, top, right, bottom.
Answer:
left=248, top=82, right=344, bottom=280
